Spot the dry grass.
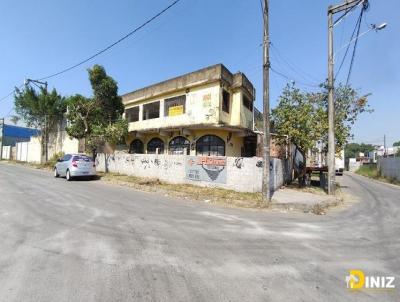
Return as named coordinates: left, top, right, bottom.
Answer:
left=97, top=172, right=266, bottom=209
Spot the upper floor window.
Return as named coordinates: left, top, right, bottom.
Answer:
left=243, top=94, right=253, bottom=111
left=164, top=95, right=186, bottom=117
left=125, top=106, right=139, bottom=122
left=147, top=137, right=164, bottom=154
left=129, top=139, right=144, bottom=154
left=222, top=90, right=230, bottom=113
left=143, top=101, right=160, bottom=120
left=196, top=135, right=225, bottom=156
left=169, top=136, right=190, bottom=155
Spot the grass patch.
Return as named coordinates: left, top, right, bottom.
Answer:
left=356, top=164, right=400, bottom=185
left=356, top=164, right=379, bottom=178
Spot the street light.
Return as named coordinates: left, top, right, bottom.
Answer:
left=334, top=23, right=388, bottom=58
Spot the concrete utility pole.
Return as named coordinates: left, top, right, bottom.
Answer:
left=262, top=0, right=271, bottom=203
left=384, top=134, right=386, bottom=157
left=327, top=0, right=365, bottom=195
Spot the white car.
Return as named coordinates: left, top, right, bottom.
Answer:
left=54, top=154, right=96, bottom=181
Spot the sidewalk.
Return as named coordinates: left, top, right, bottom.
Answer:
left=270, top=187, right=342, bottom=214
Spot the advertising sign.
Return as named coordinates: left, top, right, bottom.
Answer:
left=185, top=156, right=227, bottom=183
left=168, top=105, right=184, bottom=116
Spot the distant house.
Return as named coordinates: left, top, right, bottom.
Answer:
left=122, top=64, right=261, bottom=157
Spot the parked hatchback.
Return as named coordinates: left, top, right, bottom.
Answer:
left=54, top=154, right=96, bottom=181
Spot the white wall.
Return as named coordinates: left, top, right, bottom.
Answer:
left=15, top=137, right=42, bottom=163
left=1, top=146, right=11, bottom=160
left=96, top=152, right=289, bottom=193
left=16, top=142, right=29, bottom=162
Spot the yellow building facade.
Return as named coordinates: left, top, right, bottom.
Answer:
left=122, top=64, right=258, bottom=157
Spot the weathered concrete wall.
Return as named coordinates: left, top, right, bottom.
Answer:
left=378, top=157, right=400, bottom=181
left=95, top=152, right=289, bottom=193
left=47, top=130, right=80, bottom=159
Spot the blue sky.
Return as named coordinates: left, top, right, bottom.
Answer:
left=0, top=0, right=398, bottom=145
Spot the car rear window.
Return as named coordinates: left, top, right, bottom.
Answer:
left=72, top=155, right=93, bottom=162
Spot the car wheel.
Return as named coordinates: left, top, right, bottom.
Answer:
left=54, top=167, right=59, bottom=178
left=66, top=170, right=72, bottom=181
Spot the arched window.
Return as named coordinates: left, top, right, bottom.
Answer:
left=147, top=138, right=164, bottom=154
left=169, top=136, right=190, bottom=155
left=129, top=139, right=144, bottom=154
left=196, top=135, right=225, bottom=156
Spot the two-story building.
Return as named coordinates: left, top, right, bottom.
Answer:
left=122, top=64, right=259, bottom=157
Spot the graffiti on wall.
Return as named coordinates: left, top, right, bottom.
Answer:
left=186, top=156, right=227, bottom=183
left=234, top=157, right=244, bottom=169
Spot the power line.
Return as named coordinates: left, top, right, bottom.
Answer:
left=270, top=66, right=320, bottom=88
left=346, top=6, right=365, bottom=86
left=1, top=1, right=181, bottom=108
left=0, top=84, right=24, bottom=104
left=270, top=43, right=321, bottom=84
left=333, top=2, right=360, bottom=26
left=36, top=0, right=182, bottom=81
left=335, top=8, right=363, bottom=80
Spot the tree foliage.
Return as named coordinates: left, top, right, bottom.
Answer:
left=14, top=86, right=65, bottom=130
left=393, top=141, right=400, bottom=147
left=14, top=86, right=65, bottom=157
left=66, top=65, right=127, bottom=154
left=88, top=65, right=124, bottom=123
left=271, top=83, right=372, bottom=157
left=65, top=94, right=99, bottom=139
left=345, top=143, right=374, bottom=159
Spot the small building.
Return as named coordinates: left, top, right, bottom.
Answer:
left=0, top=123, right=40, bottom=146
left=122, top=64, right=259, bottom=157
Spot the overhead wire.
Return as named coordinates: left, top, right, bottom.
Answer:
left=270, top=43, right=321, bottom=84
left=1, top=1, right=182, bottom=111
left=270, top=66, right=320, bottom=88
left=335, top=9, right=363, bottom=80
left=345, top=5, right=365, bottom=86
left=35, top=0, right=182, bottom=81
left=0, top=84, right=24, bottom=104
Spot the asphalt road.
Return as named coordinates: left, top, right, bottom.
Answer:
left=0, top=163, right=399, bottom=302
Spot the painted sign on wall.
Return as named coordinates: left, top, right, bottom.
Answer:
left=168, top=105, right=184, bottom=116
left=185, top=156, right=227, bottom=183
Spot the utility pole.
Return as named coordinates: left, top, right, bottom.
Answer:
left=262, top=0, right=271, bottom=203
left=384, top=134, right=386, bottom=157
left=327, top=0, right=365, bottom=195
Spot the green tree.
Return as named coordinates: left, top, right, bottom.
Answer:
left=88, top=65, right=124, bottom=123
left=271, top=85, right=321, bottom=154
left=345, top=143, right=374, bottom=159
left=14, top=86, right=65, bottom=160
left=271, top=83, right=372, bottom=165
left=65, top=94, right=99, bottom=139
left=393, top=141, right=400, bottom=147
left=66, top=65, right=127, bottom=156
